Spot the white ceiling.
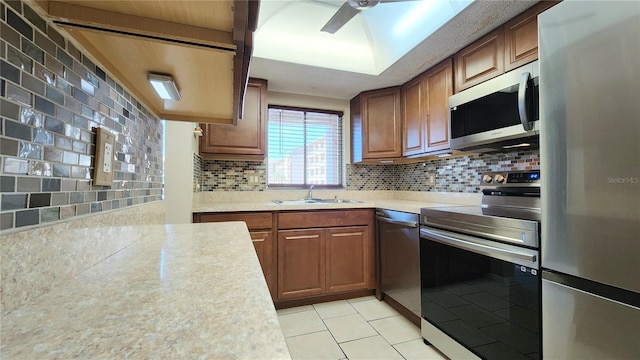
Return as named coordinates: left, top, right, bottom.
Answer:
left=249, top=0, right=540, bottom=100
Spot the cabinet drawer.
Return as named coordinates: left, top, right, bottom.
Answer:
left=278, top=209, right=372, bottom=229
left=195, top=212, right=273, bottom=230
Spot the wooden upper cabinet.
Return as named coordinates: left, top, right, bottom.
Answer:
left=504, top=1, right=559, bottom=71
left=454, top=28, right=505, bottom=93
left=352, top=87, right=402, bottom=162
left=402, top=59, right=453, bottom=157
left=454, top=2, right=559, bottom=92
left=402, top=76, right=426, bottom=156
left=200, top=78, right=267, bottom=159
left=425, top=60, right=453, bottom=152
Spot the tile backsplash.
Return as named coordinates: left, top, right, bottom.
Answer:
left=195, top=149, right=539, bottom=192
left=0, top=1, right=164, bottom=233
left=394, top=150, right=540, bottom=192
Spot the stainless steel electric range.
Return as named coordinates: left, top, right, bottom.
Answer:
left=419, top=170, right=541, bottom=360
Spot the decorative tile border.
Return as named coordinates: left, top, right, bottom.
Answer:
left=0, top=1, right=164, bottom=233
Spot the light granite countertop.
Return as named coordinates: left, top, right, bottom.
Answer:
left=0, top=223, right=291, bottom=360
left=192, top=191, right=481, bottom=215
left=192, top=199, right=456, bottom=215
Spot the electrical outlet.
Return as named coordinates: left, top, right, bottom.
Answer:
left=428, top=173, right=436, bottom=186
left=247, top=173, right=260, bottom=186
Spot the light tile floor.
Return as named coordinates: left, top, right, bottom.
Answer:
left=277, top=296, right=449, bottom=360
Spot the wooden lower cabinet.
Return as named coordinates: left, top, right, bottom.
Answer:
left=276, top=209, right=375, bottom=302
left=277, top=229, right=326, bottom=300
left=193, top=212, right=276, bottom=299
left=250, top=230, right=275, bottom=297
left=326, top=226, right=372, bottom=293
left=195, top=209, right=375, bottom=303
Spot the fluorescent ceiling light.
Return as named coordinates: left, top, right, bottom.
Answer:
left=148, top=73, right=181, bottom=101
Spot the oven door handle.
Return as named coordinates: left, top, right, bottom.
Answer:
left=420, top=227, right=537, bottom=265
left=377, top=216, right=418, bottom=228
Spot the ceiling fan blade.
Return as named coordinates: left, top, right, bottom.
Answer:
left=379, top=0, right=417, bottom=3
left=321, top=2, right=360, bottom=34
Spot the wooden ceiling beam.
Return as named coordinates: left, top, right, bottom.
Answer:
left=45, top=1, right=236, bottom=51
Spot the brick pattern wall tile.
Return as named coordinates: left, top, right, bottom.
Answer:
left=196, top=149, right=539, bottom=193
left=0, top=1, right=164, bottom=232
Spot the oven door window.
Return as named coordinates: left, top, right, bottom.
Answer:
left=420, top=238, right=540, bottom=360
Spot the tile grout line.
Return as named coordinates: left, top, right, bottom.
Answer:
left=279, top=297, right=432, bottom=360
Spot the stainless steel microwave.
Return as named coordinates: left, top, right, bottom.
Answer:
left=449, top=61, right=539, bottom=152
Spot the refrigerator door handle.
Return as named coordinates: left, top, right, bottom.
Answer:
left=518, top=72, right=534, bottom=131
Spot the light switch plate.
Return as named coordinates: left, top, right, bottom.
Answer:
left=93, top=127, right=116, bottom=186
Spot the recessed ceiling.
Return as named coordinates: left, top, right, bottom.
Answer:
left=250, top=0, right=540, bottom=100
left=254, top=0, right=472, bottom=75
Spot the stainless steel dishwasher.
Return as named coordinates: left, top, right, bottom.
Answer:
left=376, top=209, right=421, bottom=321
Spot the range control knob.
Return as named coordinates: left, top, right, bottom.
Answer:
left=494, top=174, right=506, bottom=184
left=482, top=174, right=493, bottom=184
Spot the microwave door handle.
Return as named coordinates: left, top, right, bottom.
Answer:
left=518, top=72, right=534, bottom=131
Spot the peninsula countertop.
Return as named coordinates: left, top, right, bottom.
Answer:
left=0, top=223, right=291, bottom=360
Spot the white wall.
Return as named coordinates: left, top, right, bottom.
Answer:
left=268, top=91, right=352, bottom=163
left=164, top=121, right=198, bottom=224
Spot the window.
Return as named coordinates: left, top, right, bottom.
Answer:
left=267, top=106, right=343, bottom=187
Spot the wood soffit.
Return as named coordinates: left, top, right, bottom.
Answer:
left=30, top=0, right=248, bottom=124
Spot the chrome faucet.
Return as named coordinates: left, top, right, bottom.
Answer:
left=307, top=185, right=314, bottom=199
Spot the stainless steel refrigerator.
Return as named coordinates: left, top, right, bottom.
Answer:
left=539, top=1, right=640, bottom=359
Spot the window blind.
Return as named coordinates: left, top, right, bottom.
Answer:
left=267, top=107, right=343, bottom=187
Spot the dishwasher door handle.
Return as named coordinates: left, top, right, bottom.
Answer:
left=377, top=216, right=418, bottom=228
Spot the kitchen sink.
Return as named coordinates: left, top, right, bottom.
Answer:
left=272, top=198, right=361, bottom=205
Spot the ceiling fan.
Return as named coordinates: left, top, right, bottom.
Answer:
left=321, top=0, right=416, bottom=34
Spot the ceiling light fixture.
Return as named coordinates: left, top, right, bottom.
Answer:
left=148, top=73, right=181, bottom=101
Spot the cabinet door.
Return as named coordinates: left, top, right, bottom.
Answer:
left=278, top=229, right=326, bottom=300
left=424, top=60, right=453, bottom=152
left=325, top=226, right=373, bottom=293
left=200, top=78, right=267, bottom=158
left=361, top=87, right=402, bottom=159
left=454, top=28, right=504, bottom=92
left=250, top=230, right=276, bottom=299
left=504, top=1, right=558, bottom=71
left=402, top=76, right=427, bottom=156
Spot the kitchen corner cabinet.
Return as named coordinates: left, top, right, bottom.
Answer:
left=277, top=209, right=375, bottom=301
left=193, top=211, right=277, bottom=299
left=199, top=78, right=268, bottom=159
left=351, top=87, right=402, bottom=162
left=402, top=59, right=453, bottom=157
